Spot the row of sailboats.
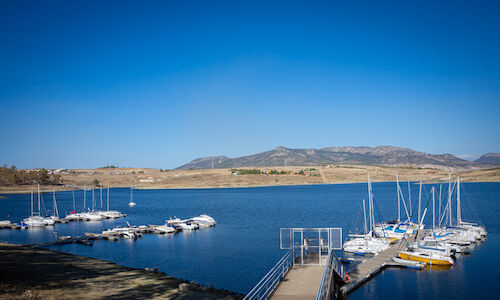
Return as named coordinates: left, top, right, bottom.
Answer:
left=343, top=174, right=487, bottom=266
left=65, top=185, right=125, bottom=221
left=397, top=175, right=486, bottom=266
left=20, top=185, right=125, bottom=227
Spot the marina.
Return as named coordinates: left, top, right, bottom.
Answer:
left=0, top=182, right=496, bottom=298
left=243, top=176, right=488, bottom=299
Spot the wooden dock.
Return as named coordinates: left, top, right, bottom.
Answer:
left=270, top=264, right=324, bottom=300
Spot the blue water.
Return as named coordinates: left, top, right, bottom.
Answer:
left=0, top=182, right=499, bottom=298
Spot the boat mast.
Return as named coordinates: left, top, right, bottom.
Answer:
left=107, top=187, right=110, bottom=211
left=432, top=186, right=435, bottom=231
left=100, top=186, right=103, bottom=209
left=448, top=174, right=452, bottom=226
left=53, top=190, right=59, bottom=218
left=37, top=183, right=40, bottom=215
left=30, top=191, right=33, bottom=216
left=72, top=190, right=75, bottom=212
left=92, top=188, right=95, bottom=212
left=418, top=181, right=422, bottom=223
left=438, top=184, right=442, bottom=225
left=130, top=186, right=133, bottom=203
left=457, top=176, right=461, bottom=226
left=396, top=173, right=400, bottom=221
left=367, top=174, right=372, bottom=231
left=83, top=185, right=86, bottom=210
left=363, top=198, right=367, bottom=235
left=408, top=180, right=412, bottom=220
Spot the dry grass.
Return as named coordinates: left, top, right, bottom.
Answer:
left=1, top=166, right=499, bottom=194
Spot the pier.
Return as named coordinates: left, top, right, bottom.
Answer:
left=245, top=228, right=429, bottom=300
left=340, top=229, right=426, bottom=295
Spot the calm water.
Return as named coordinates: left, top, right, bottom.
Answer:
left=0, top=182, right=499, bottom=298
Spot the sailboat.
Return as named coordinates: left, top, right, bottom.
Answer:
left=129, top=187, right=136, bottom=207
left=23, top=185, right=49, bottom=227
left=65, top=190, right=81, bottom=220
left=99, top=187, right=124, bottom=219
left=83, top=188, right=102, bottom=221
left=46, top=190, right=60, bottom=223
left=343, top=175, right=390, bottom=254
left=373, top=173, right=419, bottom=239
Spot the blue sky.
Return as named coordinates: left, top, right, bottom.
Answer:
left=1, top=1, right=499, bottom=169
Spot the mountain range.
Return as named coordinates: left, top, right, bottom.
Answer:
left=177, top=146, right=500, bottom=170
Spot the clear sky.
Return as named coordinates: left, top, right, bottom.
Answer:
left=1, top=1, right=499, bottom=169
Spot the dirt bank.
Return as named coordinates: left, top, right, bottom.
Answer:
left=0, top=243, right=242, bottom=300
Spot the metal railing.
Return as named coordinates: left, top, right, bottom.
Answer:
left=243, top=249, right=299, bottom=300
left=316, top=248, right=345, bottom=300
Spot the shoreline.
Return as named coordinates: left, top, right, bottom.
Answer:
left=1, top=180, right=499, bottom=195
left=1, top=165, right=499, bottom=194
left=0, top=242, right=242, bottom=299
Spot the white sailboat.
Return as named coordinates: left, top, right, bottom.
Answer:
left=129, top=187, right=136, bottom=207
left=343, top=175, right=390, bottom=254
left=99, top=187, right=124, bottom=219
left=23, top=185, right=49, bottom=227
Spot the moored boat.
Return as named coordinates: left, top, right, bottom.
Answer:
left=398, top=250, right=454, bottom=265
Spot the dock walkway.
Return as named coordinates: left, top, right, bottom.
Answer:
left=341, top=230, right=427, bottom=295
left=270, top=264, right=324, bottom=300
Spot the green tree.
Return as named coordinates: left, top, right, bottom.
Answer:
left=92, top=178, right=100, bottom=186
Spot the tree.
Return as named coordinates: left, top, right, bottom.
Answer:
left=39, top=168, right=50, bottom=184
left=92, top=178, right=100, bottom=186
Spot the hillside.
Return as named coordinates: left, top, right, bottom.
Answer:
left=475, top=153, right=500, bottom=165
left=177, top=146, right=479, bottom=170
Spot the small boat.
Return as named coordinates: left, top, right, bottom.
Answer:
left=23, top=216, right=48, bottom=227
left=398, top=251, right=454, bottom=265
left=155, top=224, right=176, bottom=234
left=99, top=210, right=122, bottom=219
left=82, top=212, right=102, bottom=221
left=129, top=187, right=136, bottom=207
left=0, top=220, right=12, bottom=226
left=179, top=221, right=198, bottom=231
left=392, top=257, right=426, bottom=268
left=43, top=217, right=55, bottom=225
left=190, top=215, right=216, bottom=227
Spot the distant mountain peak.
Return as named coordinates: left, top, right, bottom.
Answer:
left=176, top=145, right=488, bottom=170
left=475, top=153, right=500, bottom=165
left=273, top=146, right=288, bottom=151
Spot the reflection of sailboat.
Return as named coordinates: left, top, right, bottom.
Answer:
left=129, top=187, right=136, bottom=207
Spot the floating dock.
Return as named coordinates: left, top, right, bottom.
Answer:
left=340, top=229, right=426, bottom=295
left=245, top=228, right=429, bottom=300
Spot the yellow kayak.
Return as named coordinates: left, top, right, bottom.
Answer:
left=398, top=251, right=454, bottom=265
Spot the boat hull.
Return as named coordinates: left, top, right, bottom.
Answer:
left=398, top=251, right=453, bottom=265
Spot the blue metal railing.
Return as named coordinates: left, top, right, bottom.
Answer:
left=244, top=249, right=299, bottom=300
left=316, top=249, right=345, bottom=300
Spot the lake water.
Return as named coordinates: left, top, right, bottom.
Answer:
left=1, top=182, right=499, bottom=298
